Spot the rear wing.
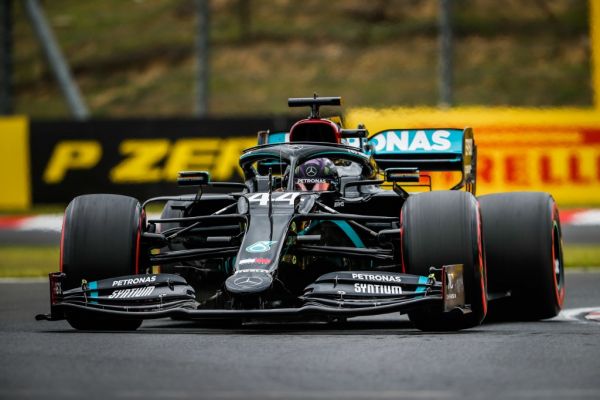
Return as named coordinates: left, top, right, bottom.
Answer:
left=366, top=128, right=476, bottom=192
left=368, top=128, right=472, bottom=170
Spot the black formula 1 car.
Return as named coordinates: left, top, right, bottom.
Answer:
left=37, top=96, right=565, bottom=331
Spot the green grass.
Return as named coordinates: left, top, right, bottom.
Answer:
left=12, top=0, right=591, bottom=118
left=0, top=244, right=598, bottom=278
left=0, top=246, right=59, bottom=277
left=563, top=246, right=600, bottom=269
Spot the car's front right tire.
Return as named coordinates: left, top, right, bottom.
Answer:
left=61, top=194, right=144, bottom=330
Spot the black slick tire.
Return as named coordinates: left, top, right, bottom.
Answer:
left=479, top=192, right=565, bottom=320
left=157, top=200, right=190, bottom=235
left=61, top=194, right=144, bottom=330
left=157, top=200, right=192, bottom=256
left=401, top=191, right=487, bottom=331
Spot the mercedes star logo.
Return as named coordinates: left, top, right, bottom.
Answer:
left=305, top=165, right=318, bottom=177
left=233, top=276, right=264, bottom=289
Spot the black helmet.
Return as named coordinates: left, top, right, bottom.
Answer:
left=294, top=158, right=338, bottom=191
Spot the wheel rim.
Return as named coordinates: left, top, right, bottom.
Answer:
left=476, top=203, right=487, bottom=317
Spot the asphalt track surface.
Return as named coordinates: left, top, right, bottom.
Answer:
left=1, top=271, right=599, bottom=400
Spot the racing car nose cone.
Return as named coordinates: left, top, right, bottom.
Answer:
left=225, top=271, right=273, bottom=294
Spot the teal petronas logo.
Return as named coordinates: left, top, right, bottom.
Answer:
left=246, top=241, right=277, bottom=253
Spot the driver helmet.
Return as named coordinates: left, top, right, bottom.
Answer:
left=294, top=158, right=338, bottom=191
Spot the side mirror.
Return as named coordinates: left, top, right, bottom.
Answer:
left=257, top=130, right=270, bottom=145
left=340, top=128, right=368, bottom=139
left=177, top=171, right=211, bottom=186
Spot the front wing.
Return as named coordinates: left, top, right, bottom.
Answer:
left=36, top=265, right=466, bottom=324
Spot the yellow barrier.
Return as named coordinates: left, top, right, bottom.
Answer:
left=4, top=109, right=600, bottom=209
left=0, top=117, right=30, bottom=210
left=346, top=107, right=600, bottom=206
left=591, top=0, right=600, bottom=109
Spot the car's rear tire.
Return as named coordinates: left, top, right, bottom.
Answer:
left=61, top=194, right=144, bottom=330
left=401, top=191, right=487, bottom=331
left=157, top=200, right=190, bottom=235
left=479, top=192, right=565, bottom=320
left=157, top=200, right=192, bottom=260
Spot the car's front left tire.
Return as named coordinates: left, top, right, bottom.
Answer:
left=401, top=191, right=487, bottom=331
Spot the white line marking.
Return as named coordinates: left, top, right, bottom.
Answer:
left=569, top=210, right=600, bottom=226
left=0, top=213, right=162, bottom=232
left=556, top=307, right=600, bottom=323
left=17, top=214, right=63, bottom=232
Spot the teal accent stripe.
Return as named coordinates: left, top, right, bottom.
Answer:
left=298, top=220, right=320, bottom=236
left=416, top=276, right=428, bottom=293
left=331, top=220, right=365, bottom=248
left=88, top=281, right=98, bottom=298
left=268, top=132, right=288, bottom=144
left=298, top=220, right=364, bottom=248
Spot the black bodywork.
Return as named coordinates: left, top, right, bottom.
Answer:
left=37, top=97, right=472, bottom=325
